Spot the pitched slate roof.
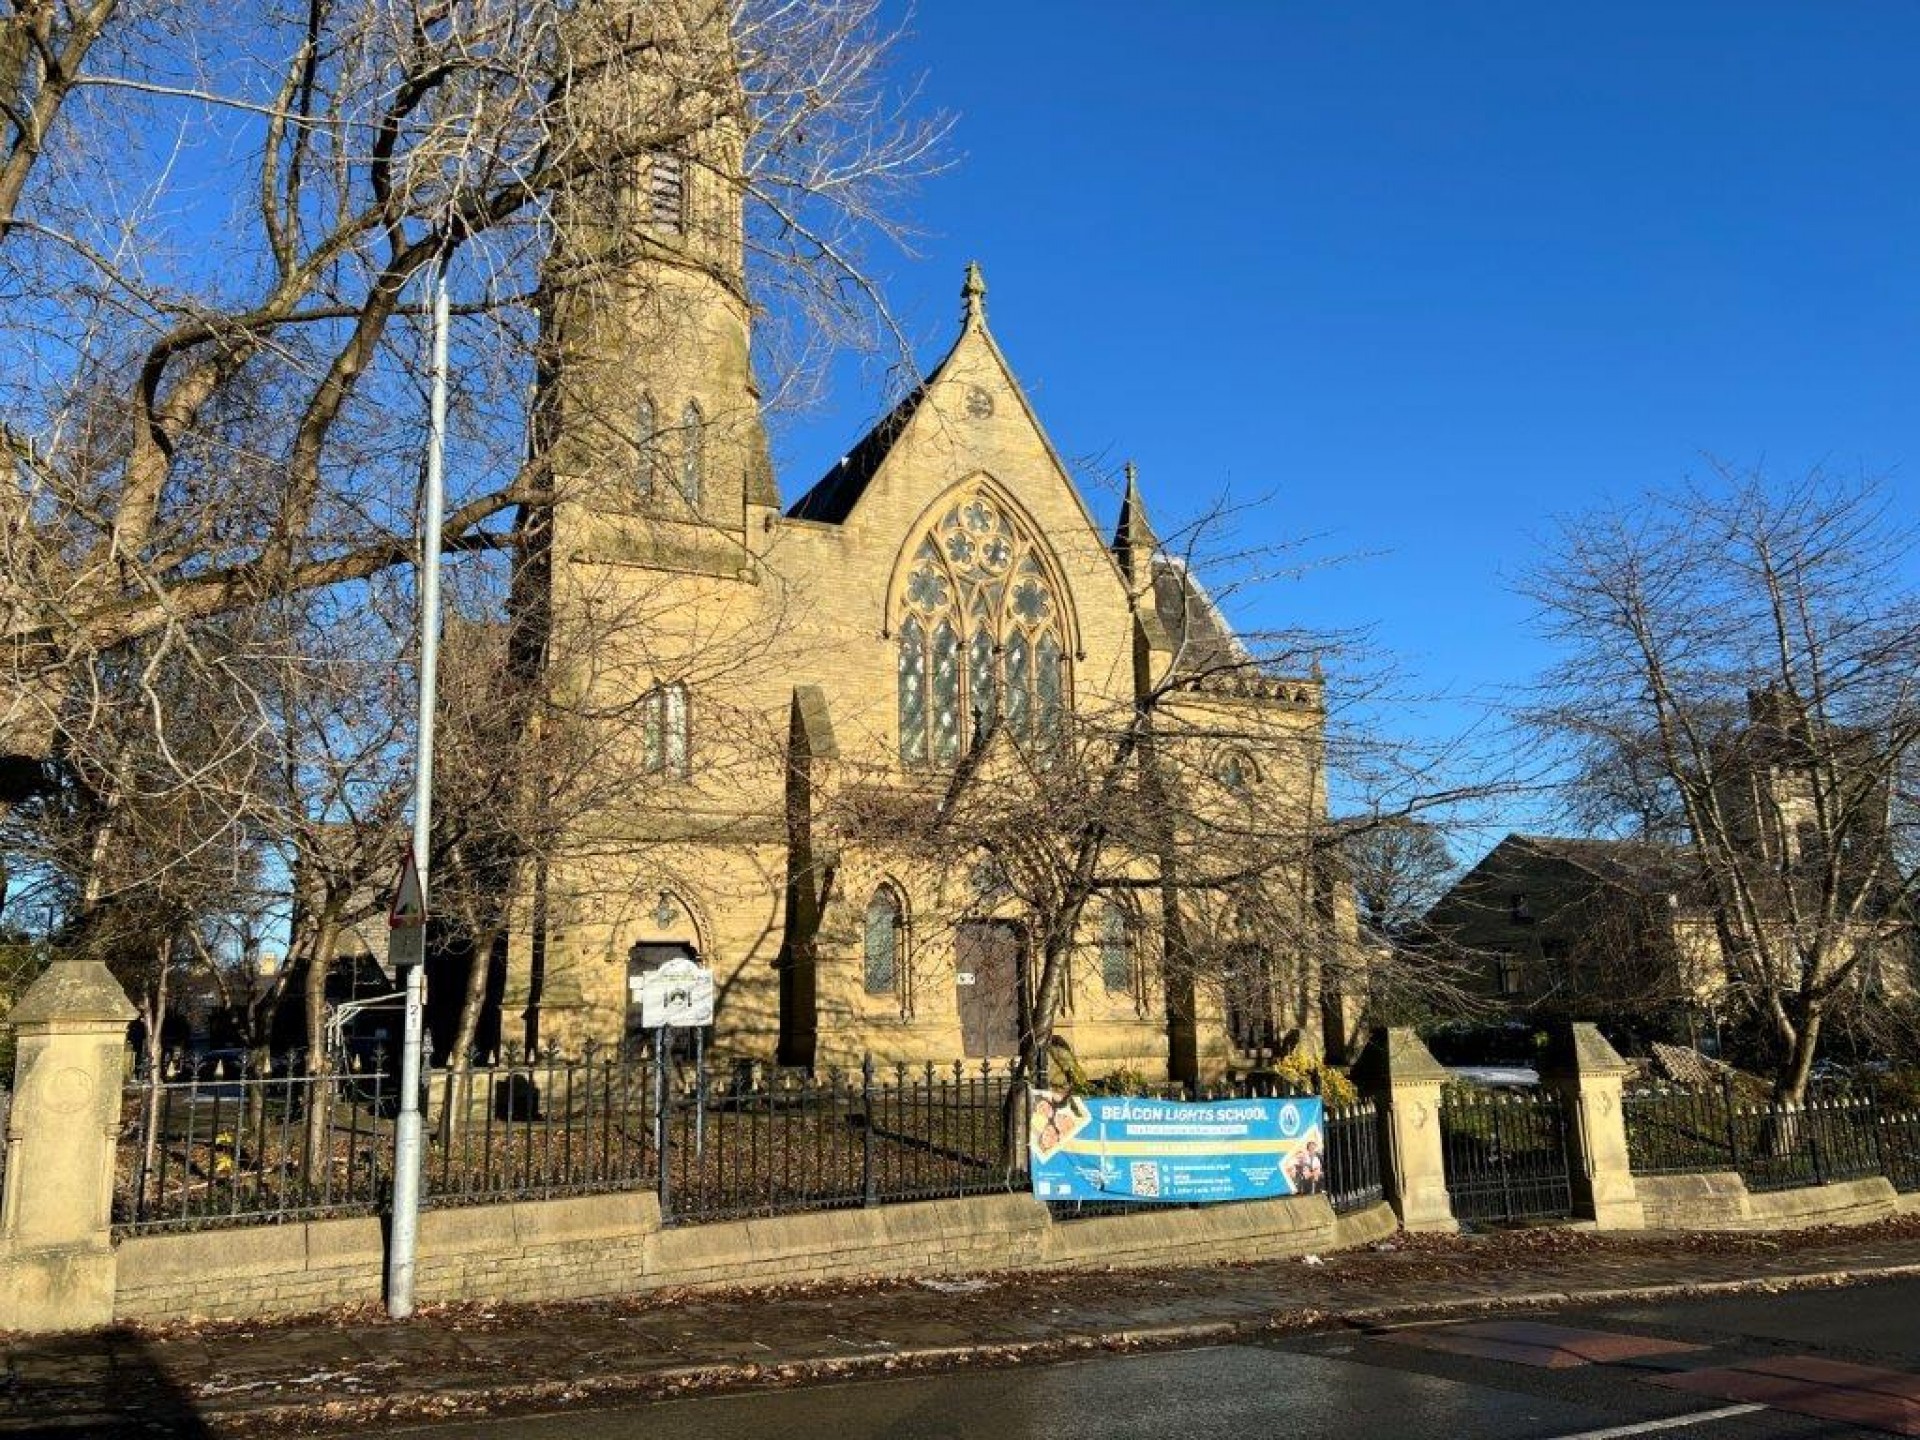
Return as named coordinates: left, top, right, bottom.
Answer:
left=1152, top=557, right=1252, bottom=678
left=784, top=383, right=930, bottom=524
left=1511, top=834, right=1696, bottom=893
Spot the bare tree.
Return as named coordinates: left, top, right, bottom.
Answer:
left=0, top=2, right=943, bottom=1105
left=0, top=1, right=945, bottom=935
left=819, top=493, right=1485, bottom=1119
left=1524, top=470, right=1920, bottom=1102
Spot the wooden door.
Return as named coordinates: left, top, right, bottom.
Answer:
left=956, top=921, right=1023, bottom=1058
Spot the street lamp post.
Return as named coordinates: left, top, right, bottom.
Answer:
left=387, top=259, right=451, bottom=1319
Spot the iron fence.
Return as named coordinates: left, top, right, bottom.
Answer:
left=664, top=1059, right=1019, bottom=1223
left=1439, top=1087, right=1573, bottom=1223
left=1880, top=1109, right=1920, bottom=1193
left=1324, top=1099, right=1384, bottom=1214
left=426, top=1047, right=657, bottom=1205
left=113, top=1046, right=1381, bottom=1233
left=1624, top=1084, right=1738, bottom=1175
left=116, top=1056, right=393, bottom=1233
left=1624, top=1083, right=1888, bottom=1193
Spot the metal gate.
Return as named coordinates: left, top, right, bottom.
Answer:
left=1439, top=1088, right=1573, bottom=1223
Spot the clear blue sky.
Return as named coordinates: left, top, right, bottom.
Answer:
left=772, top=1, right=1920, bottom=814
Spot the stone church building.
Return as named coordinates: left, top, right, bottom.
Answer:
left=501, top=3, right=1360, bottom=1083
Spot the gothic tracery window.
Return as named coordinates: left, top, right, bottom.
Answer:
left=896, top=488, right=1070, bottom=765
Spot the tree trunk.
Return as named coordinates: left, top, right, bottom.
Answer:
left=300, top=905, right=341, bottom=1185
left=137, top=939, right=172, bottom=1198
left=442, top=919, right=504, bottom=1146
left=1774, top=1006, right=1823, bottom=1107
left=449, top=919, right=502, bottom=1070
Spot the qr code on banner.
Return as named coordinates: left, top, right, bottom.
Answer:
left=1130, top=1162, right=1160, bottom=1197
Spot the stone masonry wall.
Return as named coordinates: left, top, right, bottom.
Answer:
left=1635, top=1172, right=1897, bottom=1232
left=110, top=1189, right=1385, bottom=1327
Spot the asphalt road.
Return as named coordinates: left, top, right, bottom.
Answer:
left=384, top=1278, right=1920, bottom=1440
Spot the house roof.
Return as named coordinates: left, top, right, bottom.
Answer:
left=1509, top=834, right=1696, bottom=894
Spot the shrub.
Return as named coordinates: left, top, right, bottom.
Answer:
left=1270, top=1051, right=1358, bottom=1105
left=1085, top=1066, right=1156, bottom=1097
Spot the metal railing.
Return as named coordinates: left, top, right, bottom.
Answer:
left=117, top=1056, right=393, bottom=1233
left=427, top=1047, right=657, bottom=1205
left=114, top=1047, right=1384, bottom=1232
left=1439, top=1087, right=1574, bottom=1223
left=1625, top=1082, right=1892, bottom=1193
left=1324, top=1099, right=1385, bottom=1214
left=1880, top=1109, right=1920, bottom=1193
left=665, top=1058, right=1019, bottom=1223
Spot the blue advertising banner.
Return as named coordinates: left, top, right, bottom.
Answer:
left=1028, top=1091, right=1326, bottom=1204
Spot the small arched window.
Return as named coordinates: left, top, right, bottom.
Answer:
left=641, top=683, right=690, bottom=778
left=635, top=392, right=658, bottom=497
left=1098, top=902, right=1133, bottom=995
left=679, top=401, right=704, bottom=508
left=864, top=886, right=904, bottom=997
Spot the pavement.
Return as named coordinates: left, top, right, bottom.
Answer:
left=11, top=1216, right=1920, bottom=1440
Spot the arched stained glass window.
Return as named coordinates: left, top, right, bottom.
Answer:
left=635, top=393, right=658, bottom=497
left=894, top=485, right=1071, bottom=766
left=967, top=623, right=996, bottom=738
left=641, top=683, right=691, bottom=779
left=898, top=616, right=927, bottom=766
left=679, top=400, right=703, bottom=507
left=1036, top=634, right=1064, bottom=747
left=1004, top=632, right=1031, bottom=742
left=1217, top=749, right=1257, bottom=794
left=931, top=619, right=961, bottom=765
left=1098, top=902, right=1133, bottom=995
left=865, top=886, right=903, bottom=996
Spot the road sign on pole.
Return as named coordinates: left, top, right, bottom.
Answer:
left=637, top=958, right=715, bottom=1029
left=390, top=852, right=426, bottom=931
left=388, top=925, right=425, bottom=971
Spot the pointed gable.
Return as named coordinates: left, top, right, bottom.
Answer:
left=782, top=264, right=1122, bottom=589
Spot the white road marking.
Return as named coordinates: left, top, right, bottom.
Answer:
left=1537, top=1404, right=1768, bottom=1440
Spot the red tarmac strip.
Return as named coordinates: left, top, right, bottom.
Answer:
left=1376, top=1320, right=1706, bottom=1369
left=1654, top=1356, right=1920, bottom=1436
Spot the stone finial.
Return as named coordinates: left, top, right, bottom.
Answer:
left=9, top=959, right=137, bottom=1027
left=1350, top=1025, right=1450, bottom=1090
left=962, top=261, right=987, bottom=325
left=1539, top=1021, right=1633, bottom=1081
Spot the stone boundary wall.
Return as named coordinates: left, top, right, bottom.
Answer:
left=113, top=1190, right=1395, bottom=1326
left=14, top=992, right=1914, bottom=1336
left=1635, top=1172, right=1898, bottom=1232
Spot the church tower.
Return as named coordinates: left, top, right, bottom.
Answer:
left=509, top=0, right=782, bottom=1056
left=534, top=0, right=776, bottom=554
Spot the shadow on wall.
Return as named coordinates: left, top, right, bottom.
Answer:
left=8, top=1326, right=216, bottom=1438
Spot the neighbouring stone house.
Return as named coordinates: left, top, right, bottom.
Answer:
left=1427, top=689, right=1915, bottom=1032
left=487, top=1, right=1365, bottom=1083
